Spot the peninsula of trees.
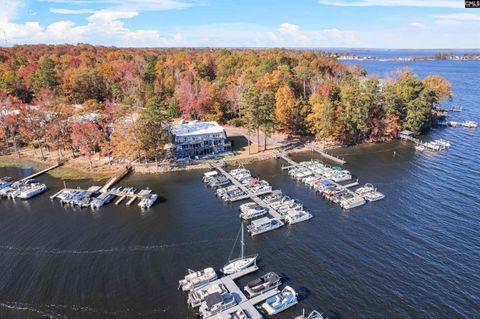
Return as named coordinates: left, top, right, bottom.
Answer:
left=0, top=45, right=451, bottom=166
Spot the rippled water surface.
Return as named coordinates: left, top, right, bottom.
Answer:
left=0, top=60, right=479, bottom=319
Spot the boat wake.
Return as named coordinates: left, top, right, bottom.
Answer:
left=0, top=238, right=233, bottom=256
left=0, top=301, right=69, bottom=319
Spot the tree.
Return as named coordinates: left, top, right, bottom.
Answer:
left=31, top=55, right=58, bottom=93
left=239, top=85, right=261, bottom=154
left=275, top=86, right=296, bottom=132
left=71, top=71, right=109, bottom=103
left=294, top=64, right=313, bottom=99
left=176, top=72, right=212, bottom=119
left=138, top=97, right=168, bottom=165
left=258, top=91, right=276, bottom=151
left=307, top=88, right=337, bottom=140
left=3, top=97, right=25, bottom=157
left=71, top=121, right=104, bottom=169
left=423, top=75, right=452, bottom=101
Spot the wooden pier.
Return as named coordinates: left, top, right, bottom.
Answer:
left=306, top=144, right=346, bottom=164
left=99, top=165, right=132, bottom=193
left=398, top=130, right=421, bottom=145
left=19, top=162, right=63, bottom=182
left=211, top=163, right=284, bottom=221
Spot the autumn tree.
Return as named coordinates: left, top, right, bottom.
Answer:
left=31, top=55, right=58, bottom=93
left=71, top=121, right=104, bottom=169
left=423, top=75, right=452, bottom=101
left=275, top=86, right=296, bottom=132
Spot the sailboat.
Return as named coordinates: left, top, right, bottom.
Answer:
left=221, top=224, right=258, bottom=275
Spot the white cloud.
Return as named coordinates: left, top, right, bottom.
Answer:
left=410, top=22, right=426, bottom=28
left=434, top=13, right=480, bottom=21
left=1, top=0, right=24, bottom=23
left=44, top=0, right=196, bottom=11
left=50, top=8, right=96, bottom=14
left=318, top=0, right=463, bottom=8
left=268, top=23, right=356, bottom=47
left=279, top=23, right=311, bottom=45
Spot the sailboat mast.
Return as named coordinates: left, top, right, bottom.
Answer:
left=241, top=223, right=244, bottom=258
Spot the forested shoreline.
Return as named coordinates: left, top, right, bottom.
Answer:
left=0, top=45, right=451, bottom=165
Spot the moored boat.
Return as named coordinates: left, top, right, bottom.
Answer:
left=138, top=194, right=158, bottom=208
left=363, top=190, right=385, bottom=202
left=285, top=210, right=313, bottom=225
left=244, top=272, right=281, bottom=298
left=90, top=191, right=114, bottom=209
left=13, top=180, right=47, bottom=199
left=199, top=292, right=237, bottom=318
left=179, top=267, right=217, bottom=292
left=221, top=224, right=258, bottom=275
left=0, top=177, right=13, bottom=190
left=247, top=217, right=284, bottom=236
left=261, top=285, right=298, bottom=315
left=187, top=283, right=227, bottom=308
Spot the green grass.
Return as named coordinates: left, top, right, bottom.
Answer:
left=0, top=156, right=105, bottom=181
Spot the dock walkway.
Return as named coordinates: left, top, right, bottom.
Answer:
left=306, top=144, right=346, bottom=164
left=20, top=162, right=63, bottom=182
left=211, top=163, right=283, bottom=220
left=100, top=165, right=132, bottom=193
left=206, top=265, right=278, bottom=319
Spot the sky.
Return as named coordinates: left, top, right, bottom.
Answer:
left=0, top=0, right=479, bottom=48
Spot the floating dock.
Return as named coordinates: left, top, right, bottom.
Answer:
left=202, top=265, right=278, bottom=319
left=306, top=144, right=346, bottom=164
left=210, top=163, right=284, bottom=221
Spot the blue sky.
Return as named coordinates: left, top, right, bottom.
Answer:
left=1, top=0, right=479, bottom=48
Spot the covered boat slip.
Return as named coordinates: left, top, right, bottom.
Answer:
left=203, top=265, right=278, bottom=319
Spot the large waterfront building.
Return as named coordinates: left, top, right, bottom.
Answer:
left=170, top=121, right=232, bottom=159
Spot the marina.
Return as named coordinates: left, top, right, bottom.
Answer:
left=50, top=167, right=157, bottom=210
left=277, top=153, right=373, bottom=210
left=205, top=162, right=315, bottom=235
left=180, top=262, right=301, bottom=319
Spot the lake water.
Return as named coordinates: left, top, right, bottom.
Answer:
left=0, top=59, right=479, bottom=319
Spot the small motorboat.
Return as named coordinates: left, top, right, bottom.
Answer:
left=138, top=194, right=158, bottom=208
left=244, top=272, right=281, bottom=298
left=90, top=191, right=114, bottom=209
left=461, top=120, right=478, bottom=128
left=0, top=177, right=13, bottom=190
left=285, top=210, right=313, bottom=225
left=363, top=191, right=385, bottom=202
left=178, top=267, right=217, bottom=292
left=261, top=285, right=298, bottom=315
left=415, top=144, right=426, bottom=152
left=340, top=197, right=366, bottom=210
left=297, top=310, right=329, bottom=319
left=355, top=183, right=375, bottom=195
